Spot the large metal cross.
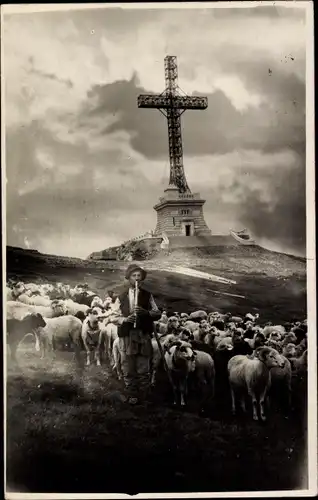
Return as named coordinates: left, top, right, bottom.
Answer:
left=137, top=56, right=208, bottom=194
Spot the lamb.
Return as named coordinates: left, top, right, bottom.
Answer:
left=6, top=286, right=13, bottom=301
left=268, top=331, right=283, bottom=343
left=270, top=355, right=292, bottom=409
left=102, top=322, right=118, bottom=363
left=91, top=295, right=104, bottom=308
left=149, top=328, right=193, bottom=387
left=229, top=315, right=244, bottom=325
left=282, top=343, right=297, bottom=359
left=289, top=350, right=308, bottom=374
left=214, top=336, right=233, bottom=352
left=266, top=339, right=283, bottom=353
left=244, top=332, right=266, bottom=350
left=81, top=309, right=104, bottom=366
left=164, top=340, right=196, bottom=406
left=245, top=312, right=260, bottom=323
left=62, top=299, right=89, bottom=316
left=262, top=325, right=286, bottom=338
left=158, top=316, right=180, bottom=337
left=282, top=332, right=298, bottom=346
left=203, top=329, right=218, bottom=350
left=37, top=315, right=83, bottom=367
left=227, top=346, right=285, bottom=421
left=191, top=350, right=215, bottom=399
left=12, top=282, right=26, bottom=299
left=24, top=283, right=41, bottom=294
left=17, top=290, right=52, bottom=307
left=192, top=323, right=211, bottom=342
left=295, top=338, right=307, bottom=357
left=189, top=310, right=208, bottom=321
left=7, top=300, right=67, bottom=320
left=7, top=313, right=46, bottom=363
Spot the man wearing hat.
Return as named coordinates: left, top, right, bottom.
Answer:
left=114, top=264, right=161, bottom=405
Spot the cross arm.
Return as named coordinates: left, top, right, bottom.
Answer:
left=137, top=94, right=208, bottom=110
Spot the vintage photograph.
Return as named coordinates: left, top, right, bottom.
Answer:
left=2, top=1, right=316, bottom=497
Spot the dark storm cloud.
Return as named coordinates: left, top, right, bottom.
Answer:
left=84, top=65, right=305, bottom=159
left=4, top=4, right=309, bottom=257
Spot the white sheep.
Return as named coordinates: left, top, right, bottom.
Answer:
left=214, top=335, right=233, bottom=352
left=12, top=282, right=26, bottom=298
left=192, top=350, right=215, bottom=399
left=164, top=340, right=196, bottom=406
left=102, top=322, right=118, bottom=363
left=62, top=299, right=89, bottom=316
left=17, top=291, right=52, bottom=307
left=7, top=300, right=67, bottom=320
left=81, top=310, right=104, bottom=366
left=262, top=325, right=286, bottom=338
left=91, top=296, right=104, bottom=308
left=24, top=283, right=40, bottom=294
left=183, top=320, right=200, bottom=333
left=6, top=287, right=13, bottom=301
left=38, top=315, right=83, bottom=366
left=228, top=346, right=285, bottom=421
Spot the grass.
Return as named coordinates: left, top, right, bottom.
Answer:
left=6, top=245, right=308, bottom=493
left=6, top=344, right=308, bottom=494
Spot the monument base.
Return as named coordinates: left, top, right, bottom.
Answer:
left=153, top=186, right=211, bottom=237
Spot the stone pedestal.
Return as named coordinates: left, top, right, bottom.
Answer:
left=153, top=185, right=211, bottom=237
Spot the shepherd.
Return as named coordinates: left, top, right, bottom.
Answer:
left=114, top=264, right=161, bottom=405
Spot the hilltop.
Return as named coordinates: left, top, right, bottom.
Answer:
left=6, top=244, right=306, bottom=323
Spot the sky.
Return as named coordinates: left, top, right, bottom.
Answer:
left=3, top=3, right=308, bottom=258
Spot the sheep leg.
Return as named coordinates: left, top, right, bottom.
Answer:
left=180, top=378, right=187, bottom=406
left=230, top=385, right=236, bottom=415
left=33, top=331, right=40, bottom=352
left=95, top=332, right=103, bottom=367
left=240, top=397, right=246, bottom=413
left=252, top=398, right=259, bottom=421
left=86, top=351, right=91, bottom=366
left=150, top=368, right=156, bottom=387
left=95, top=349, right=101, bottom=367
left=259, top=390, right=267, bottom=421
left=249, top=390, right=259, bottom=421
left=83, top=342, right=90, bottom=366
left=113, top=345, right=122, bottom=380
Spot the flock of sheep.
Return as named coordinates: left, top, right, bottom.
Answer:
left=6, top=279, right=308, bottom=421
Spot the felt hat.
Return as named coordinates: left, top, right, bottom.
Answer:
left=125, top=264, right=147, bottom=281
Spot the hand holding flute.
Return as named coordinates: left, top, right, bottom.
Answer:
left=133, top=280, right=139, bottom=328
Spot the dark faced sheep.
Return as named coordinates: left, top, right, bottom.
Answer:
left=7, top=313, right=47, bottom=363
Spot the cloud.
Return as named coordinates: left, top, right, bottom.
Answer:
left=3, top=5, right=308, bottom=258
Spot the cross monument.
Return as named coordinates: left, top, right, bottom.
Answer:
left=137, top=55, right=212, bottom=238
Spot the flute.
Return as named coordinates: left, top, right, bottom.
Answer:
left=134, top=280, right=139, bottom=328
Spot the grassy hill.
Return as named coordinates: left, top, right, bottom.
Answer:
left=6, top=244, right=307, bottom=323
left=5, top=244, right=308, bottom=493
